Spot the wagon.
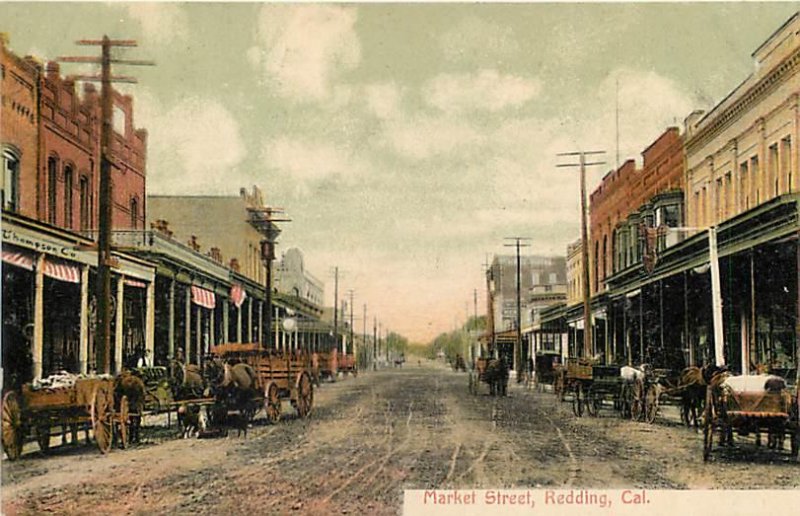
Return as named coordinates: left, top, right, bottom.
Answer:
left=2, top=377, right=130, bottom=461
left=131, top=366, right=174, bottom=412
left=565, top=358, right=594, bottom=417
left=317, top=350, right=338, bottom=382
left=584, top=365, right=630, bottom=418
left=337, top=353, right=358, bottom=378
left=210, top=343, right=315, bottom=423
left=532, top=352, right=561, bottom=393
left=702, top=372, right=799, bottom=462
left=468, top=356, right=508, bottom=396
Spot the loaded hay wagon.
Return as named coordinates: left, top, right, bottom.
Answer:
left=702, top=371, right=799, bottom=462
left=2, top=376, right=130, bottom=461
left=210, top=343, right=315, bottom=423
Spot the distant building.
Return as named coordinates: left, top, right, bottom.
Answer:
left=147, top=186, right=272, bottom=286
left=274, top=248, right=324, bottom=307
left=488, top=255, right=566, bottom=333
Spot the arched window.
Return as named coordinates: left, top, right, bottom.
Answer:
left=64, top=165, right=73, bottom=229
left=611, top=229, right=617, bottom=274
left=48, top=156, right=58, bottom=224
left=130, top=196, right=139, bottom=229
left=2, top=147, right=20, bottom=212
left=593, top=240, right=599, bottom=293
left=602, top=234, right=607, bottom=284
left=79, top=175, right=90, bottom=231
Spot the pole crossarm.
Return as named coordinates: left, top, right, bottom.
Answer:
left=77, top=39, right=138, bottom=46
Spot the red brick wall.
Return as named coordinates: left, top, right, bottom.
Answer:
left=1, top=43, right=148, bottom=234
left=589, top=127, right=684, bottom=295
left=1, top=40, right=39, bottom=217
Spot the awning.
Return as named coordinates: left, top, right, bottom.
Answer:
left=191, top=285, right=216, bottom=309
left=124, top=278, right=147, bottom=288
left=230, top=284, right=247, bottom=308
left=43, top=257, right=80, bottom=283
left=2, top=247, right=34, bottom=271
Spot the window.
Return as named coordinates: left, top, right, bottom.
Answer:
left=602, top=235, right=607, bottom=282
left=715, top=178, right=723, bottom=222
left=130, top=197, right=138, bottom=229
left=769, top=143, right=778, bottom=196
left=739, top=161, right=749, bottom=211
left=750, top=156, right=760, bottom=205
left=64, top=166, right=73, bottom=229
left=781, top=137, right=792, bottom=193
left=2, top=148, right=20, bottom=212
left=593, top=241, right=599, bottom=292
left=724, top=173, right=732, bottom=219
left=549, top=272, right=557, bottom=284
left=48, top=156, right=58, bottom=224
left=79, top=176, right=90, bottom=231
left=611, top=229, right=617, bottom=273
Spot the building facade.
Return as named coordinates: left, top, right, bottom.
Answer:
left=274, top=248, right=324, bottom=307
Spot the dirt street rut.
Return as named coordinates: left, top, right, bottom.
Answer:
left=2, top=362, right=798, bottom=515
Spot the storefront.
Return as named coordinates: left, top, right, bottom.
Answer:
left=2, top=213, right=156, bottom=381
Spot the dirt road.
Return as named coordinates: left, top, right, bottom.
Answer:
left=2, top=361, right=798, bottom=515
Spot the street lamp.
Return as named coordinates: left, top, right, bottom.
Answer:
left=261, top=222, right=281, bottom=349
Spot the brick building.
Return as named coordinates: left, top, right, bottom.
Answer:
left=1, top=38, right=147, bottom=234
left=589, top=127, right=684, bottom=295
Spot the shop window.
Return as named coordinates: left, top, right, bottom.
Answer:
left=64, top=165, right=73, bottom=229
left=48, top=156, right=58, bottom=224
left=2, top=148, right=20, bottom=212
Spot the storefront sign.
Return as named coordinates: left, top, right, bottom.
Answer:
left=2, top=228, right=80, bottom=260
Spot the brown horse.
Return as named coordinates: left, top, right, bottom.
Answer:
left=677, top=366, right=706, bottom=429
left=115, top=370, right=146, bottom=444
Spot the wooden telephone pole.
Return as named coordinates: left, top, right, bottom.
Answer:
left=58, top=37, right=153, bottom=374
left=505, top=237, right=531, bottom=381
left=557, top=150, right=605, bottom=359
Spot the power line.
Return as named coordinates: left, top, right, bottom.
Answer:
left=557, top=150, right=606, bottom=359
left=57, top=36, right=153, bottom=374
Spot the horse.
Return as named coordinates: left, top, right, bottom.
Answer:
left=204, top=359, right=260, bottom=427
left=483, top=358, right=509, bottom=396
left=170, top=360, right=206, bottom=400
left=114, top=370, right=146, bottom=444
left=677, top=366, right=707, bottom=429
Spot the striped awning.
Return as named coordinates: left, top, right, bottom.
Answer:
left=231, top=284, right=247, bottom=308
left=124, top=278, right=147, bottom=288
left=1, top=247, right=34, bottom=271
left=191, top=285, right=216, bottom=309
left=43, top=257, right=80, bottom=283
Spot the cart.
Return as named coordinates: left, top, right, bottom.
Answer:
left=532, top=352, right=561, bottom=393
left=565, top=358, right=594, bottom=417
left=702, top=373, right=799, bottom=462
left=210, top=343, right=314, bottom=423
left=2, top=377, right=129, bottom=461
left=584, top=365, right=628, bottom=417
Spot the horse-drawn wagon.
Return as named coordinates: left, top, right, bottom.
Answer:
left=702, top=371, right=799, bottom=462
left=209, top=343, right=315, bottom=423
left=532, top=352, right=561, bottom=392
left=468, top=356, right=509, bottom=396
left=2, top=376, right=130, bottom=460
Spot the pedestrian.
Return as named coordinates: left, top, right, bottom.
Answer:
left=137, top=349, right=153, bottom=368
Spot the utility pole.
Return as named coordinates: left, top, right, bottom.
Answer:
left=362, top=303, right=367, bottom=369
left=259, top=208, right=288, bottom=350
left=483, top=255, right=494, bottom=358
left=348, top=289, right=355, bottom=360
left=505, top=237, right=531, bottom=381
left=331, top=267, right=340, bottom=354
left=373, top=316, right=377, bottom=370
left=557, top=150, right=606, bottom=359
left=377, top=321, right=381, bottom=363
left=58, top=37, right=153, bottom=374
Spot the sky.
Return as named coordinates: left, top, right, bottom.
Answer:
left=2, top=2, right=799, bottom=342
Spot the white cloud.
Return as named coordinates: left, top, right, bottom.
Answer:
left=260, top=136, right=365, bottom=190
left=125, top=4, right=189, bottom=44
left=252, top=4, right=361, bottom=102
left=440, top=16, right=521, bottom=64
left=135, top=92, right=246, bottom=194
left=382, top=115, right=483, bottom=161
left=423, top=69, right=541, bottom=114
left=364, top=82, right=403, bottom=119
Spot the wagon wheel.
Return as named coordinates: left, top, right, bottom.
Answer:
left=91, top=383, right=114, bottom=454
left=572, top=383, right=584, bottom=418
left=2, top=391, right=24, bottom=460
left=295, top=372, right=313, bottom=418
left=36, top=423, right=51, bottom=453
left=631, top=378, right=645, bottom=421
left=702, top=387, right=714, bottom=462
left=115, top=396, right=129, bottom=449
left=645, top=384, right=659, bottom=424
left=264, top=383, right=281, bottom=424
